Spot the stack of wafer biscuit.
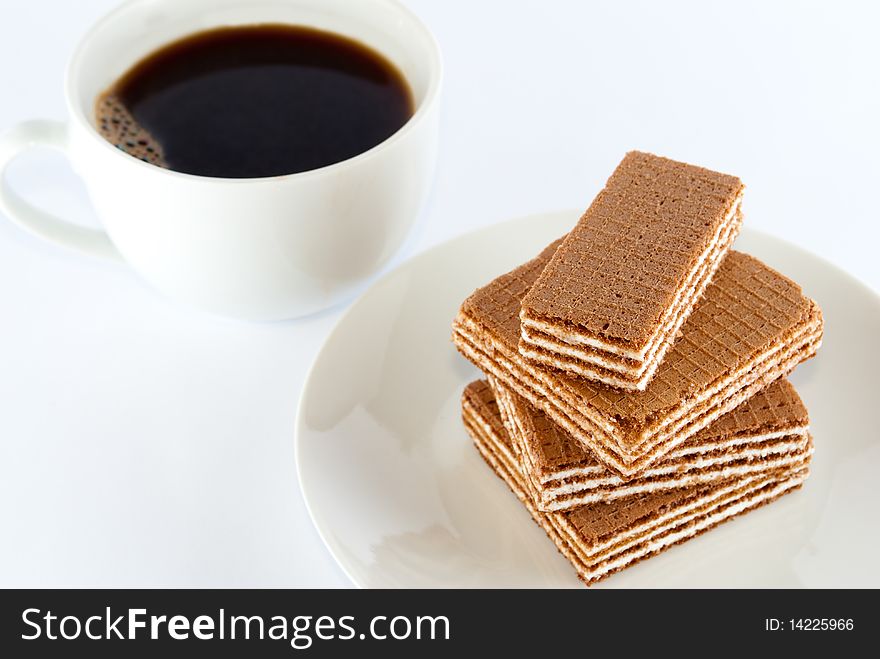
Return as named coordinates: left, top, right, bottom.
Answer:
left=452, top=152, right=823, bottom=585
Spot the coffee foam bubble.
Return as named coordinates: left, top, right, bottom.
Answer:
left=95, top=94, right=167, bottom=168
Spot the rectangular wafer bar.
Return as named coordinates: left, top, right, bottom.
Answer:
left=485, top=378, right=811, bottom=512
left=461, top=381, right=811, bottom=585
left=452, top=242, right=823, bottom=477
left=520, top=152, right=744, bottom=391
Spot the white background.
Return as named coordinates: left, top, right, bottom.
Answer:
left=0, top=0, right=877, bottom=586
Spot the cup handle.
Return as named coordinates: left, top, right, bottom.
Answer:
left=0, top=120, right=122, bottom=262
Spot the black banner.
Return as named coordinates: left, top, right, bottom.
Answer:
left=0, top=589, right=869, bottom=657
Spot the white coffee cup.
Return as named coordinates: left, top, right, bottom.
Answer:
left=0, top=0, right=441, bottom=320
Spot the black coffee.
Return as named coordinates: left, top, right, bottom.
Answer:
left=96, top=25, right=414, bottom=178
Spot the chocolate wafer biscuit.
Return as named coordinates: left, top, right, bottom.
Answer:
left=461, top=382, right=811, bottom=585
left=520, top=152, right=744, bottom=391
left=484, top=378, right=811, bottom=512
left=452, top=243, right=823, bottom=477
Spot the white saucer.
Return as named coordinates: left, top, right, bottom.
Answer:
left=296, top=210, right=880, bottom=588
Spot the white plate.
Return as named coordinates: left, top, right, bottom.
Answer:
left=296, top=210, right=880, bottom=588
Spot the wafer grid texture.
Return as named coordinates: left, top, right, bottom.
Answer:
left=522, top=249, right=818, bottom=420
left=521, top=151, right=744, bottom=349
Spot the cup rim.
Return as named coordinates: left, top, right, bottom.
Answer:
left=63, top=0, right=442, bottom=184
